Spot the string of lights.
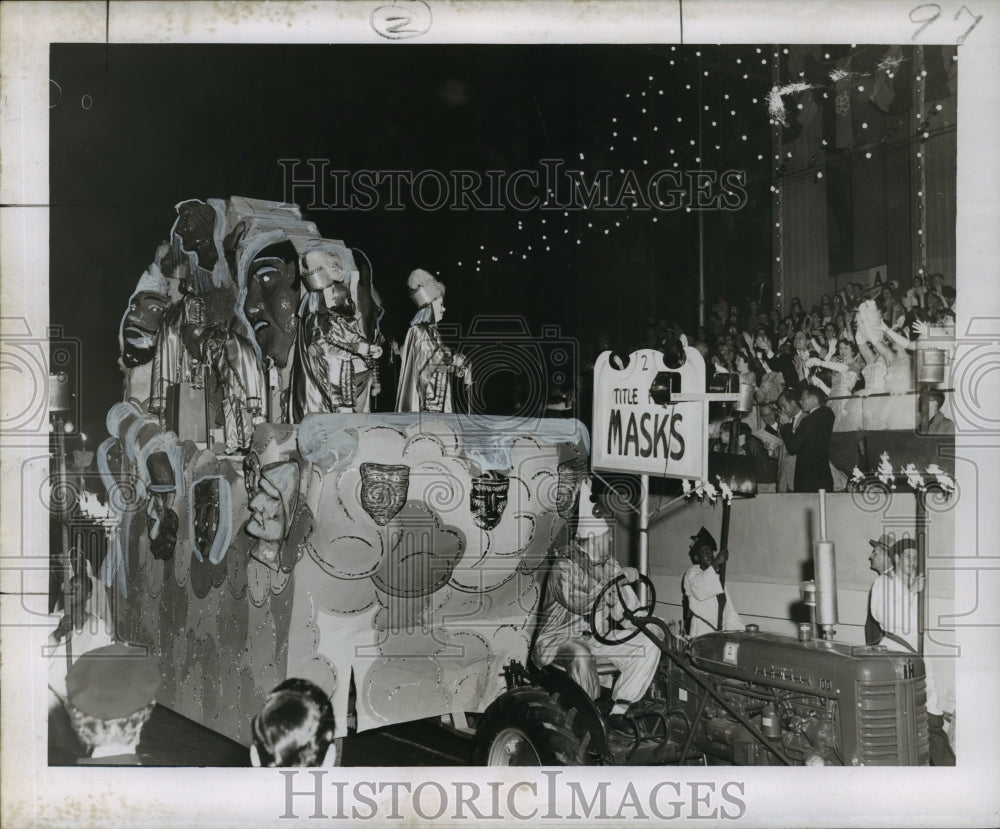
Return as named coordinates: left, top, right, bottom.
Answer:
left=454, top=45, right=771, bottom=276
left=448, top=43, right=955, bottom=302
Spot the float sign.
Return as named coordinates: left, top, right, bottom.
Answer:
left=591, top=347, right=708, bottom=480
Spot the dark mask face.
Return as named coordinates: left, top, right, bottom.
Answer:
left=125, top=291, right=169, bottom=342
left=193, top=478, right=222, bottom=555
left=470, top=474, right=509, bottom=530
left=122, top=291, right=170, bottom=366
left=150, top=507, right=179, bottom=561
left=175, top=203, right=217, bottom=269
left=244, top=256, right=299, bottom=366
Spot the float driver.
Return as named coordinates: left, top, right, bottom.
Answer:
left=532, top=479, right=660, bottom=730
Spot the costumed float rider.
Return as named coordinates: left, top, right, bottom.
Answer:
left=119, top=244, right=174, bottom=409
left=682, top=527, right=744, bottom=637
left=395, top=268, right=470, bottom=413
left=532, top=479, right=661, bottom=734
left=149, top=252, right=207, bottom=418
left=291, top=249, right=384, bottom=420
left=184, top=321, right=265, bottom=454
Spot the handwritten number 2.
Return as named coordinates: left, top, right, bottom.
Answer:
left=910, top=3, right=941, bottom=39
left=954, top=5, right=982, bottom=45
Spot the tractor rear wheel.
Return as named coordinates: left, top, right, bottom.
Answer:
left=476, top=687, right=590, bottom=766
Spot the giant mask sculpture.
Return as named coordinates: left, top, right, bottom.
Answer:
left=175, top=201, right=219, bottom=271
left=245, top=458, right=300, bottom=569
left=122, top=290, right=170, bottom=367
left=145, top=450, right=179, bottom=561
left=189, top=475, right=233, bottom=565
left=244, top=242, right=300, bottom=368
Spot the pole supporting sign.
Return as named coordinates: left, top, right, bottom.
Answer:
left=592, top=346, right=730, bottom=481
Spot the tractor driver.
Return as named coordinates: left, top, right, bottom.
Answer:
left=532, top=479, right=661, bottom=729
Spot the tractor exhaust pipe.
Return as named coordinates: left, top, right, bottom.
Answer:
left=813, top=489, right=839, bottom=639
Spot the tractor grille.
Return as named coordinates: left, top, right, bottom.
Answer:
left=856, top=678, right=929, bottom=765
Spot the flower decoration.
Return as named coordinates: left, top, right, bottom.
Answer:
left=925, top=464, right=956, bottom=494
left=903, top=463, right=925, bottom=492
left=850, top=453, right=956, bottom=496
left=876, top=451, right=896, bottom=489
left=682, top=476, right=729, bottom=505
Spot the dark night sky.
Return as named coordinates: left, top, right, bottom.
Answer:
left=50, top=43, right=776, bottom=437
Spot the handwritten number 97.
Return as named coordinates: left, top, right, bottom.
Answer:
left=910, top=4, right=982, bottom=44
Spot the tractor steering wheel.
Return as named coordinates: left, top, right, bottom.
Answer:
left=588, top=572, right=657, bottom=646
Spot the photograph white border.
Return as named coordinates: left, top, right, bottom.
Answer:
left=2, top=1, right=998, bottom=826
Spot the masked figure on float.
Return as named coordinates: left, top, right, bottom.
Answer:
left=161, top=199, right=265, bottom=452
left=395, top=269, right=469, bottom=413
left=290, top=248, right=384, bottom=420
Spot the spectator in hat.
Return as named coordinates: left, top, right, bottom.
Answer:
left=682, top=527, right=744, bottom=637
left=864, top=535, right=894, bottom=645
left=251, top=678, right=337, bottom=767
left=395, top=269, right=469, bottom=413
left=64, top=644, right=161, bottom=765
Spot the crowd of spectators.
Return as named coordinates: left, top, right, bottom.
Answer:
left=586, top=272, right=955, bottom=415
left=689, top=272, right=955, bottom=407
left=580, top=272, right=956, bottom=492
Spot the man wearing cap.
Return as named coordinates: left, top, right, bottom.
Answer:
left=864, top=534, right=893, bottom=645
left=869, top=535, right=954, bottom=765
left=682, top=527, right=744, bottom=637
left=64, top=644, right=161, bottom=765
left=532, top=479, right=660, bottom=728
left=291, top=249, right=383, bottom=419
left=395, top=269, right=469, bottom=413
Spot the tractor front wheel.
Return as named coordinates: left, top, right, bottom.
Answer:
left=477, top=687, right=590, bottom=766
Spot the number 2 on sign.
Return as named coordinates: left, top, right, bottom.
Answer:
left=910, top=4, right=982, bottom=43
